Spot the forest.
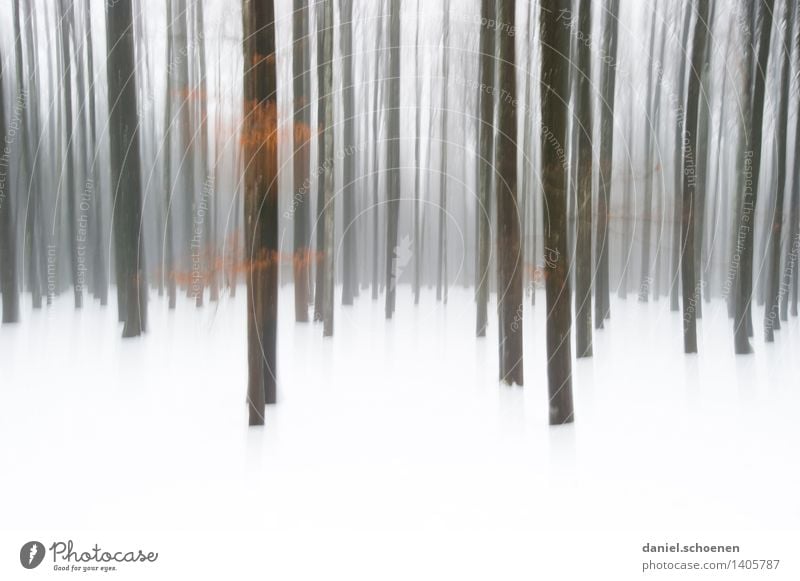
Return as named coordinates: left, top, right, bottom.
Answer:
left=0, top=0, right=798, bottom=430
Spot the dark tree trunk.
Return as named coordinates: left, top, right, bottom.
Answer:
left=574, top=0, right=593, bottom=357
left=495, top=0, right=523, bottom=386
left=679, top=0, right=710, bottom=354
left=540, top=0, right=573, bottom=421
left=243, top=0, right=279, bottom=423
left=106, top=0, right=148, bottom=337
left=735, top=0, right=774, bottom=353
left=1, top=47, right=20, bottom=324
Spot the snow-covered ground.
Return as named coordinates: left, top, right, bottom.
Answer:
left=1, top=285, right=799, bottom=579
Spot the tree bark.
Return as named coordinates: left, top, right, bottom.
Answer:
left=243, top=0, right=279, bottom=423
left=540, top=0, right=574, bottom=422
left=106, top=0, right=148, bottom=337
left=574, top=0, right=593, bottom=356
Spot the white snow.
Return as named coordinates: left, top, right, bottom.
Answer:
left=1, top=285, right=799, bottom=579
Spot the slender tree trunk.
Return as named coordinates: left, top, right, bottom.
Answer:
left=293, top=0, right=311, bottom=320
left=639, top=3, right=659, bottom=303
left=679, top=0, right=709, bottom=354
left=574, top=0, right=593, bottom=356
left=83, top=0, right=107, bottom=306
left=595, top=0, right=619, bottom=328
left=340, top=0, right=357, bottom=305
left=540, top=0, right=573, bottom=421
left=670, top=3, right=693, bottom=312
left=782, top=3, right=800, bottom=319
left=436, top=1, right=450, bottom=303
left=321, top=0, right=335, bottom=336
left=58, top=0, right=82, bottom=309
left=313, top=0, right=327, bottom=320
left=1, top=48, right=20, bottom=324
left=764, top=0, right=793, bottom=339
left=413, top=0, right=422, bottom=305
left=163, top=0, right=179, bottom=309
left=384, top=0, right=401, bottom=318
left=476, top=0, right=495, bottom=338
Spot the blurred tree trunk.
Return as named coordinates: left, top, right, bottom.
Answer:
left=293, top=0, right=311, bottom=319
left=163, top=0, right=178, bottom=308
left=731, top=0, right=756, bottom=352
left=765, top=0, right=793, bottom=338
left=321, top=0, right=335, bottom=336
left=595, top=0, right=619, bottom=328
left=574, top=0, right=593, bottom=356
left=341, top=0, right=358, bottom=306
left=436, top=0, right=450, bottom=303
left=540, top=0, right=573, bottom=421
left=1, top=47, right=20, bottom=324
left=414, top=0, right=422, bottom=305
left=83, top=0, right=107, bottom=306
left=243, top=0, right=279, bottom=423
left=58, top=0, right=81, bottom=309
left=21, top=0, right=45, bottom=310
left=782, top=2, right=800, bottom=319
left=370, top=0, right=385, bottom=301
left=313, top=0, right=327, bottom=320
left=194, top=0, right=212, bottom=306
left=495, top=0, right=523, bottom=386
left=384, top=0, right=400, bottom=318
left=735, top=0, right=773, bottom=353
left=476, top=0, right=495, bottom=338
left=638, top=3, right=658, bottom=303
left=692, top=2, right=715, bottom=320
left=679, top=0, right=709, bottom=354
left=670, top=3, right=693, bottom=312
left=106, top=0, right=147, bottom=337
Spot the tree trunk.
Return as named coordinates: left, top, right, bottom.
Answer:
left=573, top=0, right=593, bottom=356
left=679, top=0, right=709, bottom=354
left=594, top=0, right=620, bottom=328
left=735, top=0, right=774, bottom=353
left=494, top=0, right=523, bottom=386
left=243, top=0, right=279, bottom=423
left=476, top=0, right=495, bottom=338
left=340, top=0, right=358, bottom=306
left=764, top=0, right=793, bottom=339
left=293, top=0, right=311, bottom=320
left=321, top=0, right=335, bottom=337
left=384, top=0, right=401, bottom=318
left=106, top=0, right=147, bottom=337
left=540, top=0, right=574, bottom=421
